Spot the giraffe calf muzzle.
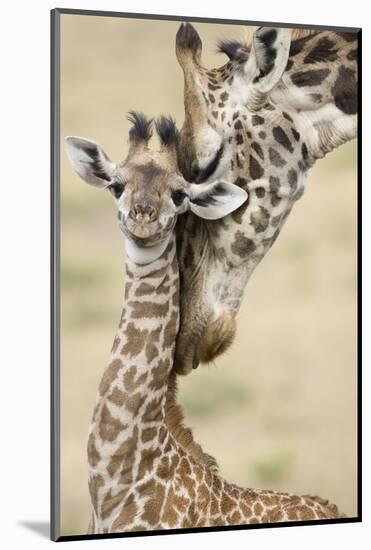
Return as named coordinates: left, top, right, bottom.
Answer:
left=130, top=204, right=157, bottom=222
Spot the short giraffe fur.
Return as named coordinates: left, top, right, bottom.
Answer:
left=65, top=114, right=342, bottom=533
left=174, top=23, right=358, bottom=374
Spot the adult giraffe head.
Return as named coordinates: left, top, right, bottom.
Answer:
left=65, top=112, right=247, bottom=264
left=174, top=23, right=358, bottom=374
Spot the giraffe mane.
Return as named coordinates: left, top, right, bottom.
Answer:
left=165, top=370, right=219, bottom=473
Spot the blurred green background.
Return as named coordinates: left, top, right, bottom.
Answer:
left=60, top=14, right=357, bottom=535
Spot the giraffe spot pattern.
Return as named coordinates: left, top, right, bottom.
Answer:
left=310, top=93, right=323, bottom=103
left=122, top=323, right=148, bottom=358
left=251, top=114, right=265, bottom=126
left=282, top=112, right=293, bottom=123
left=303, top=37, right=338, bottom=64
left=255, top=187, right=265, bottom=198
left=251, top=141, right=264, bottom=160
left=88, top=474, right=104, bottom=516
left=347, top=48, right=357, bottom=61
left=337, top=31, right=358, bottom=42
left=141, top=426, right=158, bottom=443
left=288, top=168, right=298, bottom=190
left=269, top=176, right=282, bottom=206
left=145, top=326, right=161, bottom=363
left=272, top=126, right=294, bottom=153
left=250, top=207, right=270, bottom=233
left=111, top=492, right=138, bottom=528
left=127, top=300, right=170, bottom=319
left=148, top=358, right=171, bottom=391
left=302, top=142, right=309, bottom=161
left=249, top=155, right=264, bottom=179
left=125, top=391, right=142, bottom=415
left=108, top=386, right=126, bottom=407
left=269, top=148, right=287, bottom=168
left=137, top=446, right=162, bottom=480
left=99, top=403, right=127, bottom=442
left=99, top=358, right=123, bottom=396
left=163, top=310, right=178, bottom=348
left=333, top=65, right=357, bottom=114
left=291, top=127, right=300, bottom=141
left=291, top=68, right=330, bottom=87
left=87, top=433, right=101, bottom=467
left=231, top=231, right=257, bottom=258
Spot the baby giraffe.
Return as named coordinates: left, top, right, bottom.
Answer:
left=65, top=113, right=341, bottom=534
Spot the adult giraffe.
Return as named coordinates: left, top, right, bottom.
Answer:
left=174, top=23, right=358, bottom=374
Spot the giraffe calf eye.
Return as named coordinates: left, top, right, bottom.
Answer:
left=108, top=182, right=125, bottom=199
left=171, top=189, right=187, bottom=207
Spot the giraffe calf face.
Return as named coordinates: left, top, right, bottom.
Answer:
left=65, top=113, right=248, bottom=263
left=108, top=153, right=189, bottom=248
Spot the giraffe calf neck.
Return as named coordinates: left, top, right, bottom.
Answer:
left=87, top=235, right=343, bottom=534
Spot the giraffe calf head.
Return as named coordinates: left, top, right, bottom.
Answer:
left=65, top=112, right=247, bottom=263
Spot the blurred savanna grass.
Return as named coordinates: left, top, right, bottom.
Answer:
left=60, top=14, right=357, bottom=535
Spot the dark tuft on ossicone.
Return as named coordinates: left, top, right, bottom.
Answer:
left=176, top=22, right=202, bottom=52
left=155, top=116, right=179, bottom=147
left=127, top=111, right=153, bottom=143
left=217, top=39, right=249, bottom=61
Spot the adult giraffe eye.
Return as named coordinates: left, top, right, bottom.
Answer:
left=171, top=189, right=187, bottom=207
left=194, top=143, right=224, bottom=183
left=108, top=182, right=125, bottom=199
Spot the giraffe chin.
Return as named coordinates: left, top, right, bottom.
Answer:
left=124, top=233, right=172, bottom=265
left=175, top=311, right=237, bottom=375
left=198, top=312, right=236, bottom=363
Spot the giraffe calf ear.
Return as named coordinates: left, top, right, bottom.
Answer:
left=188, top=180, right=248, bottom=220
left=244, top=27, right=292, bottom=108
left=64, top=136, right=117, bottom=188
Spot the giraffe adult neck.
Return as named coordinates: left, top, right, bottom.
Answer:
left=87, top=234, right=180, bottom=532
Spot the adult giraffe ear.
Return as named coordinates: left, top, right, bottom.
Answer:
left=64, top=136, right=117, bottom=188
left=244, top=27, right=292, bottom=110
left=188, top=181, right=248, bottom=220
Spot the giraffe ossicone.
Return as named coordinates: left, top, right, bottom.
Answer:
left=65, top=113, right=342, bottom=533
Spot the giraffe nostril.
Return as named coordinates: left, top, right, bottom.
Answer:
left=147, top=206, right=156, bottom=220
left=131, top=204, right=157, bottom=220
